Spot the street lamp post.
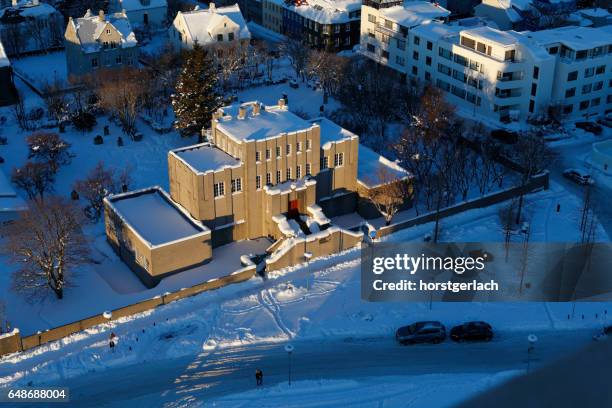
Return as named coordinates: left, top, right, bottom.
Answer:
left=284, top=344, right=294, bottom=386
left=527, top=334, right=538, bottom=373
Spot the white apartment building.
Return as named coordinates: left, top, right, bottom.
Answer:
left=360, top=0, right=449, bottom=81
left=361, top=5, right=612, bottom=123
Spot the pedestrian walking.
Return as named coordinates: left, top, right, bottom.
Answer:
left=109, top=332, right=118, bottom=353
left=255, top=369, right=263, bottom=386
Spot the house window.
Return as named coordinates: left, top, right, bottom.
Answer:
left=591, top=97, right=600, bottom=107
left=596, top=65, right=605, bottom=75
left=367, top=43, right=375, bottom=53
left=217, top=34, right=223, bottom=41
left=427, top=41, right=432, bottom=50
left=567, top=71, right=578, bottom=81
left=529, top=99, right=535, bottom=113
left=231, top=178, right=242, bottom=193
left=115, top=55, right=122, bottom=64
left=395, top=56, right=405, bottom=66
left=579, top=100, right=589, bottom=110
left=296, top=141, right=302, bottom=152
left=306, top=163, right=311, bottom=175
left=425, top=71, right=431, bottom=81
left=276, top=170, right=281, bottom=183
left=594, top=81, right=603, bottom=91
left=228, top=32, right=234, bottom=41
left=413, top=51, right=419, bottom=60
left=412, top=66, right=418, bottom=75
left=582, top=84, right=592, bottom=94
left=296, top=165, right=301, bottom=178
left=106, top=29, right=111, bottom=34
left=266, top=172, right=271, bottom=185
left=584, top=67, right=594, bottom=78
left=213, top=182, right=225, bottom=197
left=276, top=146, right=281, bottom=158
left=266, top=148, right=271, bottom=160
left=531, top=83, right=537, bottom=96
left=563, top=104, right=573, bottom=114
left=565, top=88, right=576, bottom=98
left=368, top=14, right=376, bottom=23
left=286, top=144, right=291, bottom=155
left=334, top=152, right=344, bottom=167
left=286, top=168, right=291, bottom=180
left=306, top=139, right=311, bottom=150
left=413, top=36, right=420, bottom=45
left=256, top=175, right=261, bottom=189
left=397, top=39, right=406, bottom=50
left=256, top=151, right=261, bottom=162
left=321, top=156, right=329, bottom=169
left=426, top=56, right=431, bottom=66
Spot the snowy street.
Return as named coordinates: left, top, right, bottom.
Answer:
left=55, top=328, right=595, bottom=407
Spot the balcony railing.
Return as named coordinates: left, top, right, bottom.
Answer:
left=374, top=23, right=406, bottom=38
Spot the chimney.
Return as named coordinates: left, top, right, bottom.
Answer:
left=237, top=106, right=247, bottom=119
left=278, top=98, right=286, bottom=109
left=11, top=0, right=18, bottom=6
left=99, top=9, right=105, bottom=21
left=209, top=2, right=216, bottom=11
left=252, top=102, right=261, bottom=115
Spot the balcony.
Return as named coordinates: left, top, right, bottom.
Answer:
left=497, top=71, right=523, bottom=82
left=374, top=23, right=406, bottom=39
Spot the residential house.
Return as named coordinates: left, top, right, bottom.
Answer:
left=114, top=0, right=168, bottom=29
left=264, top=0, right=361, bottom=51
left=0, top=0, right=63, bottom=56
left=105, top=100, right=410, bottom=286
left=64, top=9, right=138, bottom=78
left=168, top=3, right=251, bottom=51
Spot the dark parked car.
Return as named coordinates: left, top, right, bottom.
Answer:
left=575, top=121, right=603, bottom=135
left=396, top=321, right=446, bottom=345
left=450, top=321, right=493, bottom=342
left=563, top=169, right=595, bottom=186
left=490, top=129, right=518, bottom=144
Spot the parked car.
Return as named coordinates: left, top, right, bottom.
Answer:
left=563, top=169, right=595, bottom=186
left=396, top=321, right=446, bottom=345
left=575, top=121, right=603, bottom=135
left=593, top=325, right=612, bottom=341
left=450, top=321, right=493, bottom=342
left=490, top=129, right=518, bottom=144
left=597, top=116, right=612, bottom=128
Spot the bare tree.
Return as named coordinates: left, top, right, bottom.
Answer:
left=280, top=37, right=309, bottom=81
left=26, top=131, right=72, bottom=172
left=214, top=42, right=250, bottom=90
left=97, top=68, right=146, bottom=137
left=11, top=161, right=55, bottom=201
left=511, top=132, right=556, bottom=224
left=42, top=79, right=69, bottom=123
left=2, top=198, right=89, bottom=300
left=12, top=96, right=32, bottom=131
left=365, top=168, right=409, bottom=226
left=307, top=50, right=347, bottom=104
left=499, top=199, right=517, bottom=260
left=73, top=162, right=128, bottom=221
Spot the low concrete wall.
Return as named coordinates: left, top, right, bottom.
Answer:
left=0, top=265, right=256, bottom=358
left=266, top=228, right=363, bottom=272
left=376, top=172, right=549, bottom=239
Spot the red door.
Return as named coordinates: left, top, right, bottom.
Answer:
left=288, top=199, right=299, bottom=217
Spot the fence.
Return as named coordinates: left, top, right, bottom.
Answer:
left=376, top=172, right=549, bottom=239
left=0, top=265, right=256, bottom=358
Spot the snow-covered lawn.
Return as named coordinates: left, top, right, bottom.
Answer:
left=11, top=51, right=69, bottom=90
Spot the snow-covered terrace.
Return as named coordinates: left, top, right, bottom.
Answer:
left=381, top=1, right=450, bottom=28
left=357, top=145, right=410, bottom=189
left=171, top=143, right=241, bottom=174
left=216, top=102, right=315, bottom=142
left=105, top=187, right=210, bottom=247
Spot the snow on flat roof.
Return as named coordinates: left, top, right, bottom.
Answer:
left=309, top=117, right=357, bottom=147
left=357, top=145, right=410, bottom=189
left=216, top=103, right=314, bottom=142
left=381, top=1, right=450, bottom=28
left=271, top=0, right=361, bottom=24
left=524, top=26, right=612, bottom=49
left=172, top=143, right=241, bottom=174
left=179, top=4, right=250, bottom=44
left=119, top=0, right=167, bottom=11
left=411, top=21, right=463, bottom=40
left=0, top=39, right=8, bottom=68
left=462, top=26, right=519, bottom=46
left=109, top=188, right=209, bottom=246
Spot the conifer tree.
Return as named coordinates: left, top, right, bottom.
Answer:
left=172, top=43, right=222, bottom=136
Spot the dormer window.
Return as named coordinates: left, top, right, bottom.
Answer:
left=106, top=29, right=111, bottom=34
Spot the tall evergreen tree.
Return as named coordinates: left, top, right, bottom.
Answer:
left=172, top=43, right=222, bottom=136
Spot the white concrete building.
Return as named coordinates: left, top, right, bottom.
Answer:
left=361, top=6, right=612, bottom=123
left=360, top=0, right=450, bottom=81
left=168, top=3, right=250, bottom=50
left=114, top=0, right=168, bottom=29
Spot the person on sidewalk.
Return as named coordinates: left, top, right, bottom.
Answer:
left=109, top=332, right=117, bottom=352
left=255, top=369, right=263, bottom=386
